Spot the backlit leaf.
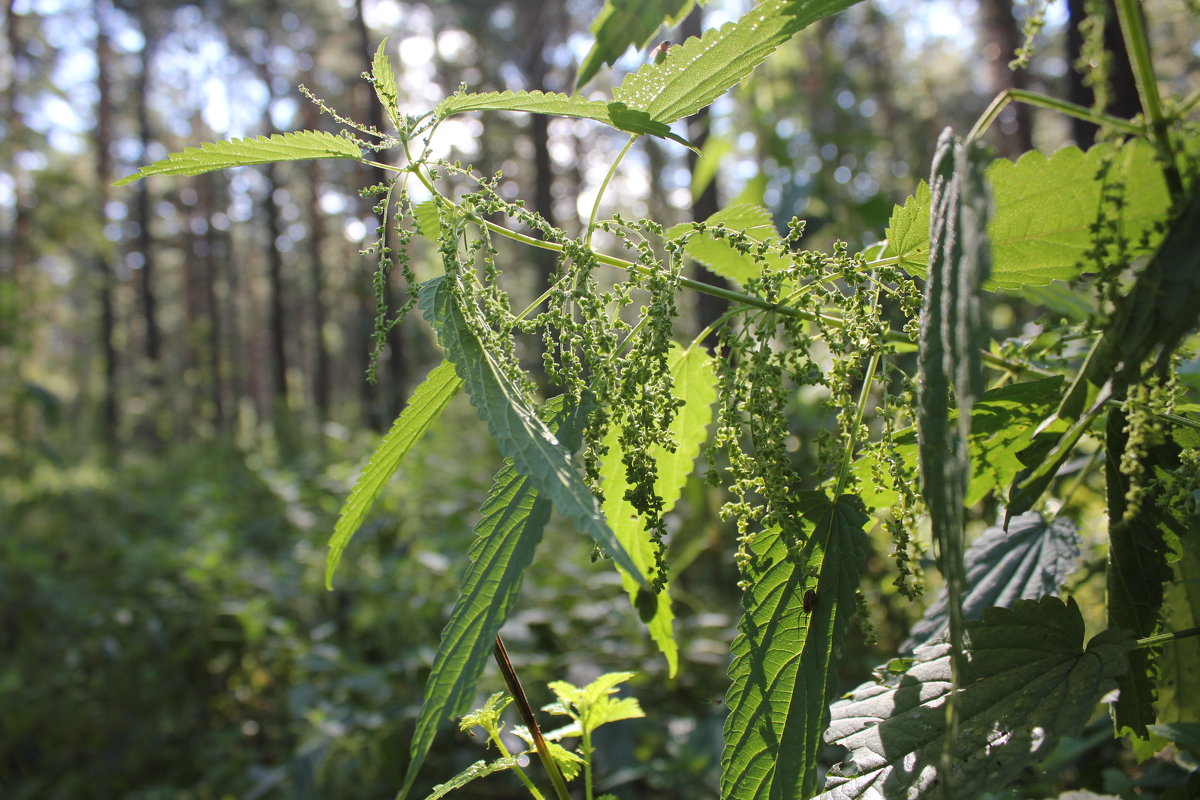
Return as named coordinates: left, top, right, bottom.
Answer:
left=819, top=598, right=1133, bottom=799
left=666, top=203, right=790, bottom=285
left=113, top=131, right=363, bottom=185
left=419, top=276, right=645, bottom=584
left=371, top=39, right=403, bottom=132
left=903, top=511, right=1082, bottom=651
left=600, top=344, right=717, bottom=676
left=613, top=0, right=862, bottom=124
left=1157, top=533, right=1200, bottom=727
left=326, top=361, right=462, bottom=589
left=884, top=140, right=1173, bottom=290
left=420, top=757, right=521, bottom=800
left=722, top=493, right=868, bottom=799
left=575, top=0, right=698, bottom=89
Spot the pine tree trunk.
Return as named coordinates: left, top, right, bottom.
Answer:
left=94, top=0, right=119, bottom=452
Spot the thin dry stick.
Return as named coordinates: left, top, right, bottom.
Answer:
left=493, top=634, right=572, bottom=800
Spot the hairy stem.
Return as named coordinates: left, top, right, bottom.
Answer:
left=967, top=89, right=1144, bottom=143
left=587, top=135, right=638, bottom=248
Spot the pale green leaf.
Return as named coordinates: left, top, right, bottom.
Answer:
left=1157, top=533, right=1200, bottom=726
left=854, top=376, right=1065, bottom=511
left=420, top=757, right=521, bottom=800
left=903, top=511, right=1082, bottom=651
left=546, top=671, right=644, bottom=737
left=371, top=39, right=403, bottom=132
left=819, top=598, right=1133, bottom=799
left=435, top=90, right=694, bottom=148
left=599, top=344, right=717, bottom=676
left=113, top=130, right=363, bottom=186
left=666, top=203, right=790, bottom=285
left=722, top=493, right=868, bottom=799
left=397, top=398, right=584, bottom=800
left=884, top=140, right=1173, bottom=290
left=326, top=361, right=462, bottom=589
left=612, top=0, right=861, bottom=124
left=575, top=0, right=698, bottom=89
left=418, top=276, right=645, bottom=584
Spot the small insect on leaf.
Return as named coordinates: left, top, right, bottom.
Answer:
left=650, top=40, right=672, bottom=65
left=635, top=585, right=658, bottom=623
left=803, top=589, right=818, bottom=615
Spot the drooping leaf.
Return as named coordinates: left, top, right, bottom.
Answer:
left=419, top=757, right=521, bottom=800
left=612, top=0, right=862, bottom=124
left=575, top=0, right=698, bottom=89
left=434, top=90, right=694, bottom=148
left=396, top=398, right=584, bottom=800
left=884, top=140, right=1173, bottom=290
left=371, top=39, right=403, bottom=132
left=819, top=597, right=1134, bottom=799
left=666, top=203, right=790, bottom=285
left=722, top=493, right=868, bottom=799
left=326, top=361, right=462, bottom=589
left=419, top=276, right=645, bottom=583
left=113, top=131, right=363, bottom=186
left=600, top=344, right=716, bottom=676
left=903, top=511, right=1082, bottom=651
left=854, top=376, right=1065, bottom=511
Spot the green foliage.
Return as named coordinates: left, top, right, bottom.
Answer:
left=326, top=360, right=463, bottom=589
left=722, top=493, right=868, bottom=799
left=820, top=598, right=1134, bottom=798
left=666, top=203, right=791, bottom=285
left=543, top=671, right=646, bottom=738
left=575, top=0, right=699, bottom=89
left=884, top=140, right=1173, bottom=289
left=112, top=130, right=363, bottom=185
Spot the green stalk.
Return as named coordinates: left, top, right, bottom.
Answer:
left=484, top=731, right=545, bottom=800
left=587, top=135, right=638, bottom=248
left=581, top=727, right=595, bottom=800
left=1113, top=0, right=1184, bottom=197
left=1136, top=626, right=1200, bottom=649
left=834, top=281, right=884, bottom=496
left=967, top=88, right=1144, bottom=143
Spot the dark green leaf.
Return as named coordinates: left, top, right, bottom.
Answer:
left=397, top=398, right=584, bottom=800
left=820, top=598, right=1133, bottom=799
left=326, top=361, right=462, bottom=589
left=418, top=276, right=645, bottom=583
left=903, top=511, right=1082, bottom=651
left=722, top=493, right=868, bottom=799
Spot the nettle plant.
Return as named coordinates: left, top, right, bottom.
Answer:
left=119, top=0, right=1200, bottom=797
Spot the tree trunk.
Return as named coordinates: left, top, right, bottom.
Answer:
left=134, top=24, right=162, bottom=369
left=264, top=164, right=289, bottom=415
left=976, top=0, right=1034, bottom=157
left=94, top=0, right=119, bottom=452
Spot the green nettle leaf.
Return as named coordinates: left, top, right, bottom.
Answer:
left=545, top=671, right=646, bottom=737
left=884, top=140, right=1173, bottom=289
left=371, top=39, right=403, bottom=132
left=600, top=344, right=717, bottom=677
left=819, top=598, right=1134, bottom=799
left=666, top=203, right=790, bottom=285
left=418, top=276, right=645, bottom=584
left=1157, top=533, right=1200, bottom=727
left=722, top=492, right=868, bottom=800
left=419, top=757, right=522, bottom=800
left=397, top=398, right=584, bottom=800
left=855, top=376, right=1064, bottom=511
left=326, top=361, right=463, bottom=589
left=434, top=90, right=694, bottom=148
left=113, top=131, right=363, bottom=186
left=575, top=0, right=698, bottom=89
left=903, top=511, right=1082, bottom=651
left=612, top=0, right=862, bottom=124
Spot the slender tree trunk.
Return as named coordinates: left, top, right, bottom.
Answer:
left=302, top=94, right=331, bottom=422
left=3, top=0, right=30, bottom=444
left=94, top=0, right=119, bottom=452
left=682, top=8, right=727, bottom=347
left=201, top=172, right=226, bottom=430
left=135, top=28, right=162, bottom=369
left=977, top=0, right=1035, bottom=157
left=264, top=164, right=289, bottom=415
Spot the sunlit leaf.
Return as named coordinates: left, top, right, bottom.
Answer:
left=575, top=0, right=699, bottom=89
left=614, top=0, right=862, bottom=124
left=420, top=757, right=521, bottom=800
left=903, top=511, right=1082, bottom=651
left=666, top=203, right=790, bottom=285
left=326, top=361, right=462, bottom=589
left=419, top=276, right=644, bottom=583
left=722, top=493, right=868, bottom=799
left=600, top=344, right=717, bottom=676
left=371, top=39, right=403, bottom=132
left=113, top=131, right=363, bottom=186
left=884, top=140, right=1173, bottom=290
left=818, top=598, right=1133, bottom=799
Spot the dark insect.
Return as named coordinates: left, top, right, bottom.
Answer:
left=803, top=589, right=818, bottom=614
left=635, top=585, right=658, bottom=623
left=650, top=40, right=672, bottom=65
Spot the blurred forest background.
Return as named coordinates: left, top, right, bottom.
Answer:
left=2, top=0, right=1197, bottom=798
